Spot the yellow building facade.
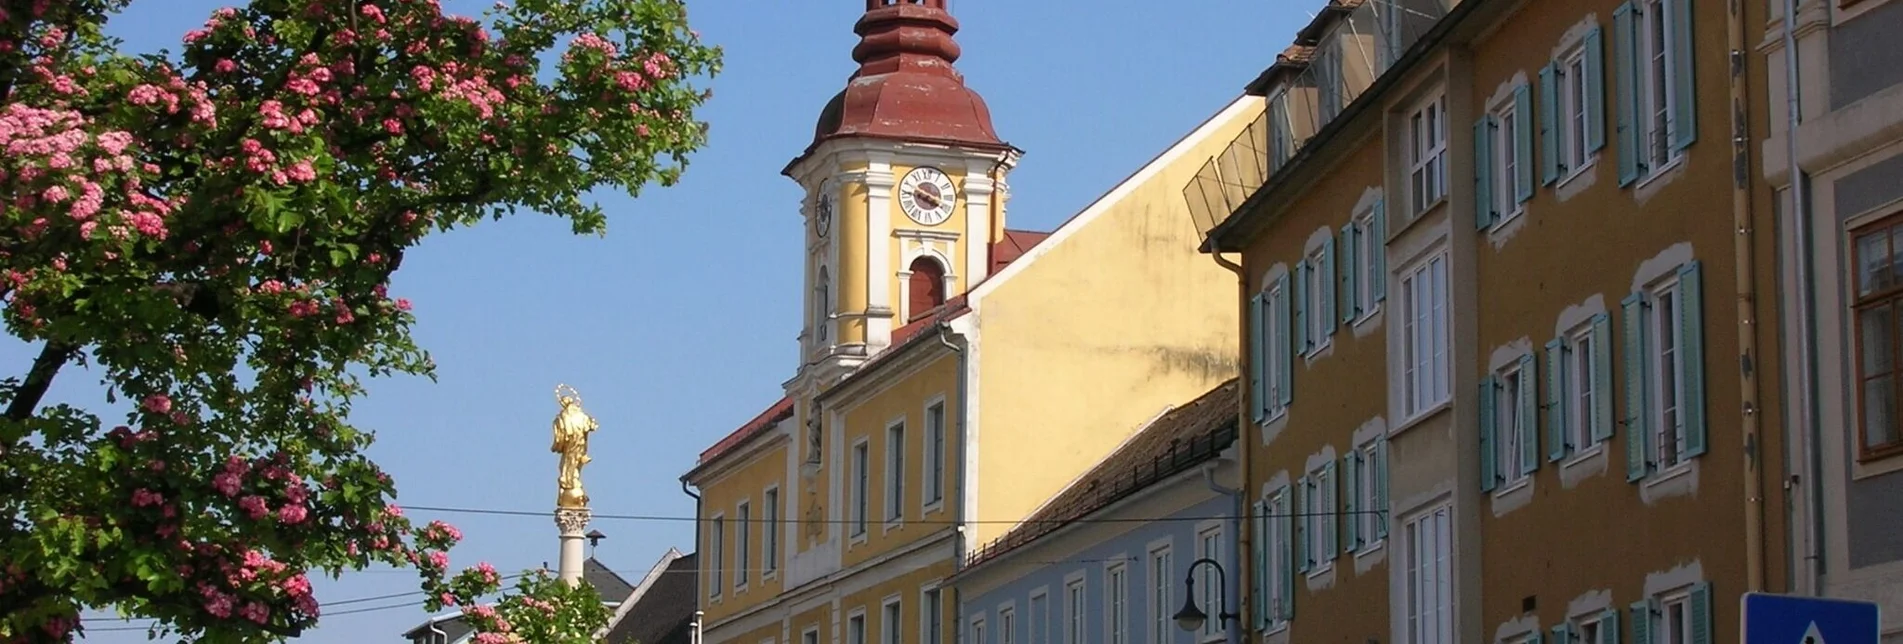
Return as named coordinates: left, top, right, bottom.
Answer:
left=680, top=2, right=1251, bottom=643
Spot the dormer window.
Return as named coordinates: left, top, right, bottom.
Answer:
left=908, top=256, right=947, bottom=320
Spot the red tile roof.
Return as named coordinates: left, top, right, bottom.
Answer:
left=988, top=229, right=1051, bottom=275
left=694, top=395, right=795, bottom=465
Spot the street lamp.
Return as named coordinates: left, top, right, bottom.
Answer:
left=1173, top=557, right=1237, bottom=633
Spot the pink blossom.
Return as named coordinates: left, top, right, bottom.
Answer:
left=238, top=495, right=270, bottom=519
left=141, top=394, right=172, bottom=414
left=428, top=551, right=449, bottom=568
left=131, top=489, right=163, bottom=507
left=240, top=601, right=269, bottom=624
left=277, top=503, right=308, bottom=524
left=213, top=471, right=242, bottom=496
left=396, top=298, right=413, bottom=312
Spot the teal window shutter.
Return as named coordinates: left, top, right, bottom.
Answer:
left=1584, top=25, right=1608, bottom=153
left=1322, top=461, right=1338, bottom=558
left=1371, top=200, right=1388, bottom=302
left=1630, top=600, right=1654, bottom=644
left=1668, top=0, right=1696, bottom=151
left=1518, top=353, right=1540, bottom=475
left=1623, top=291, right=1651, bottom=482
left=1547, top=338, right=1570, bottom=462
left=1474, top=116, right=1496, bottom=229
left=1252, top=499, right=1269, bottom=630
left=1688, top=582, right=1712, bottom=644
left=1278, top=495, right=1295, bottom=620
left=1514, top=82, right=1536, bottom=203
left=1276, top=277, right=1295, bottom=408
left=1479, top=375, right=1499, bottom=492
left=1528, top=631, right=1545, bottom=644
left=1339, top=226, right=1357, bottom=324
left=1612, top=2, right=1641, bottom=187
left=1320, top=236, right=1337, bottom=339
left=1552, top=623, right=1573, bottom=644
left=1341, top=452, right=1359, bottom=552
left=1601, top=607, right=1621, bottom=644
left=1678, top=261, right=1707, bottom=457
left=1294, top=477, right=1311, bottom=573
left=1592, top=313, right=1616, bottom=443
left=1373, top=440, right=1389, bottom=539
left=1540, top=64, right=1562, bottom=186
left=1294, top=262, right=1309, bottom=352
left=1250, top=294, right=1268, bottom=422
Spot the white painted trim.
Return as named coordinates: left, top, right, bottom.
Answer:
left=969, top=95, right=1262, bottom=302
left=922, top=393, right=950, bottom=514
left=949, top=313, right=983, bottom=557
left=762, top=485, right=782, bottom=579
left=849, top=436, right=872, bottom=545
left=883, top=415, right=909, bottom=531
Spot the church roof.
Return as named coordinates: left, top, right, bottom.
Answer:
left=602, top=552, right=699, bottom=644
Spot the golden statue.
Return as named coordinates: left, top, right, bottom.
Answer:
left=550, top=384, right=598, bottom=509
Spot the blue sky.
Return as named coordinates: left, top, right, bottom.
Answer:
left=40, top=0, right=1312, bottom=640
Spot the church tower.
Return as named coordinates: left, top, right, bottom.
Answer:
left=784, top=0, right=1020, bottom=384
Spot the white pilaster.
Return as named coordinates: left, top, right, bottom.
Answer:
left=961, top=161, right=996, bottom=285
left=863, top=155, right=897, bottom=351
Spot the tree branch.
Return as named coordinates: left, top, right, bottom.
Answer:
left=6, top=341, right=76, bottom=422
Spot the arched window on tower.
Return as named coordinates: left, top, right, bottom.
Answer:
left=908, top=256, right=947, bottom=320
left=815, top=266, right=832, bottom=342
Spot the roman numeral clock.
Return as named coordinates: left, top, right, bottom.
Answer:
left=897, top=166, right=958, bottom=226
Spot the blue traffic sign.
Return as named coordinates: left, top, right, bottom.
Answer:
left=1742, top=592, right=1881, bottom=644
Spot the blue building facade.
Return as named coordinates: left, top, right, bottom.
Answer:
left=949, top=381, right=1240, bottom=644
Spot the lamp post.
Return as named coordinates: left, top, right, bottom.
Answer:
left=1172, top=557, right=1238, bottom=635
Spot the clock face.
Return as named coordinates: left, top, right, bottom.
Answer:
left=897, top=166, right=957, bottom=226
left=814, top=188, right=834, bottom=239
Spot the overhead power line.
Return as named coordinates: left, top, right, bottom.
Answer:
left=403, top=504, right=1384, bottom=525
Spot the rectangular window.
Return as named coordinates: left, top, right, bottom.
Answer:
left=1354, top=209, right=1381, bottom=318
left=1853, top=218, right=1903, bottom=460
left=1633, top=583, right=1711, bottom=644
left=709, top=516, right=725, bottom=596
left=1265, top=279, right=1292, bottom=419
left=886, top=421, right=906, bottom=522
left=1496, top=362, right=1530, bottom=488
left=971, top=619, right=986, bottom=644
left=1404, top=504, right=1453, bottom=644
left=763, top=488, right=780, bottom=574
left=1559, top=46, right=1592, bottom=175
left=849, top=614, right=867, bottom=644
left=1352, top=441, right=1385, bottom=547
left=1106, top=564, right=1128, bottom=644
left=1317, top=43, right=1344, bottom=121
left=1491, top=99, right=1522, bottom=219
left=1303, top=249, right=1330, bottom=353
left=1269, top=90, right=1294, bottom=172
left=1649, top=277, right=1686, bottom=469
left=1624, top=261, right=1706, bottom=480
left=1657, top=594, right=1690, bottom=644
left=1197, top=527, right=1222, bottom=638
left=1402, top=253, right=1451, bottom=417
left=1566, top=610, right=1617, bottom=644
left=1149, top=546, right=1172, bottom=644
left=1408, top=94, right=1447, bottom=215
left=1030, top=593, right=1049, bottom=644
left=1302, top=467, right=1335, bottom=570
left=805, top=628, right=820, bottom=644
left=1000, top=608, right=1017, bottom=644
left=1555, top=315, right=1613, bottom=460
left=852, top=442, right=870, bottom=537
left=736, top=501, right=751, bottom=587
left=1570, top=328, right=1597, bottom=452
left=926, top=402, right=946, bottom=506
left=884, top=599, right=903, bottom=644
left=924, top=588, right=942, bottom=644
left=1638, top=0, right=1681, bottom=174
left=1066, top=579, right=1086, bottom=644
left=1261, top=489, right=1291, bottom=629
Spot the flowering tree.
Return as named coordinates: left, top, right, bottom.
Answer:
left=0, top=0, right=717, bottom=640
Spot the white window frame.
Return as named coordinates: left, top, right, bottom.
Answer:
left=1266, top=279, right=1292, bottom=420
left=708, top=512, right=725, bottom=599
left=998, top=604, right=1018, bottom=644
left=848, top=609, right=868, bottom=644
left=924, top=398, right=947, bottom=512
left=1407, top=92, right=1448, bottom=217
left=1064, top=573, right=1087, bottom=644
left=1652, top=589, right=1694, bottom=644
left=1400, top=251, right=1451, bottom=419
left=1489, top=96, right=1524, bottom=223
left=1646, top=275, right=1689, bottom=471
left=1556, top=44, right=1595, bottom=182
left=804, top=627, right=821, bottom=644
left=1353, top=440, right=1385, bottom=551
left=882, top=596, right=903, bottom=644
left=762, top=486, right=780, bottom=577
left=1635, top=0, right=1684, bottom=180
left=1029, top=590, right=1051, bottom=644
left=1148, top=542, right=1173, bottom=644
left=735, top=499, right=752, bottom=590
left=1262, top=487, right=1292, bottom=632
left=1303, top=466, right=1335, bottom=574
left=1569, top=610, right=1614, bottom=644
left=1302, top=248, right=1331, bottom=355
left=921, top=586, right=943, bottom=644
left=851, top=438, right=871, bottom=541
left=1564, top=323, right=1602, bottom=457
left=885, top=419, right=907, bottom=526
left=1402, top=502, right=1454, bottom=644
left=970, top=617, right=986, bottom=644
left=1269, top=89, right=1294, bottom=171
left=1496, top=361, right=1531, bottom=491
left=1353, top=208, right=1382, bottom=323
left=1104, top=560, right=1129, bottom=644
left=1195, top=523, right=1224, bottom=640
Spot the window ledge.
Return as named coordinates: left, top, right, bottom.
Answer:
left=849, top=531, right=868, bottom=547
left=1488, top=207, right=1527, bottom=233
left=734, top=583, right=748, bottom=595
left=1392, top=401, right=1452, bottom=437
left=762, top=571, right=777, bottom=583
left=1263, top=622, right=1291, bottom=636
left=1555, top=159, right=1598, bottom=189
left=1560, top=443, right=1606, bottom=471
left=1643, top=460, right=1695, bottom=489
left=1353, top=305, right=1383, bottom=328
left=1411, top=196, right=1449, bottom=223
left=1492, top=477, right=1532, bottom=498
left=923, top=500, right=946, bottom=516
left=1259, top=408, right=1290, bottom=428
left=1632, top=156, right=1687, bottom=192
left=1304, top=563, right=1335, bottom=579
left=1851, top=448, right=1903, bottom=480
left=1353, top=539, right=1387, bottom=560
left=882, top=519, right=904, bottom=534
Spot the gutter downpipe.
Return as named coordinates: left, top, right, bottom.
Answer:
left=937, top=322, right=970, bottom=643
left=1203, top=458, right=1243, bottom=644
left=682, top=479, right=705, bottom=642
left=1729, top=0, right=1768, bottom=593
left=1780, top=0, right=1823, bottom=598
left=1210, top=250, right=1250, bottom=637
